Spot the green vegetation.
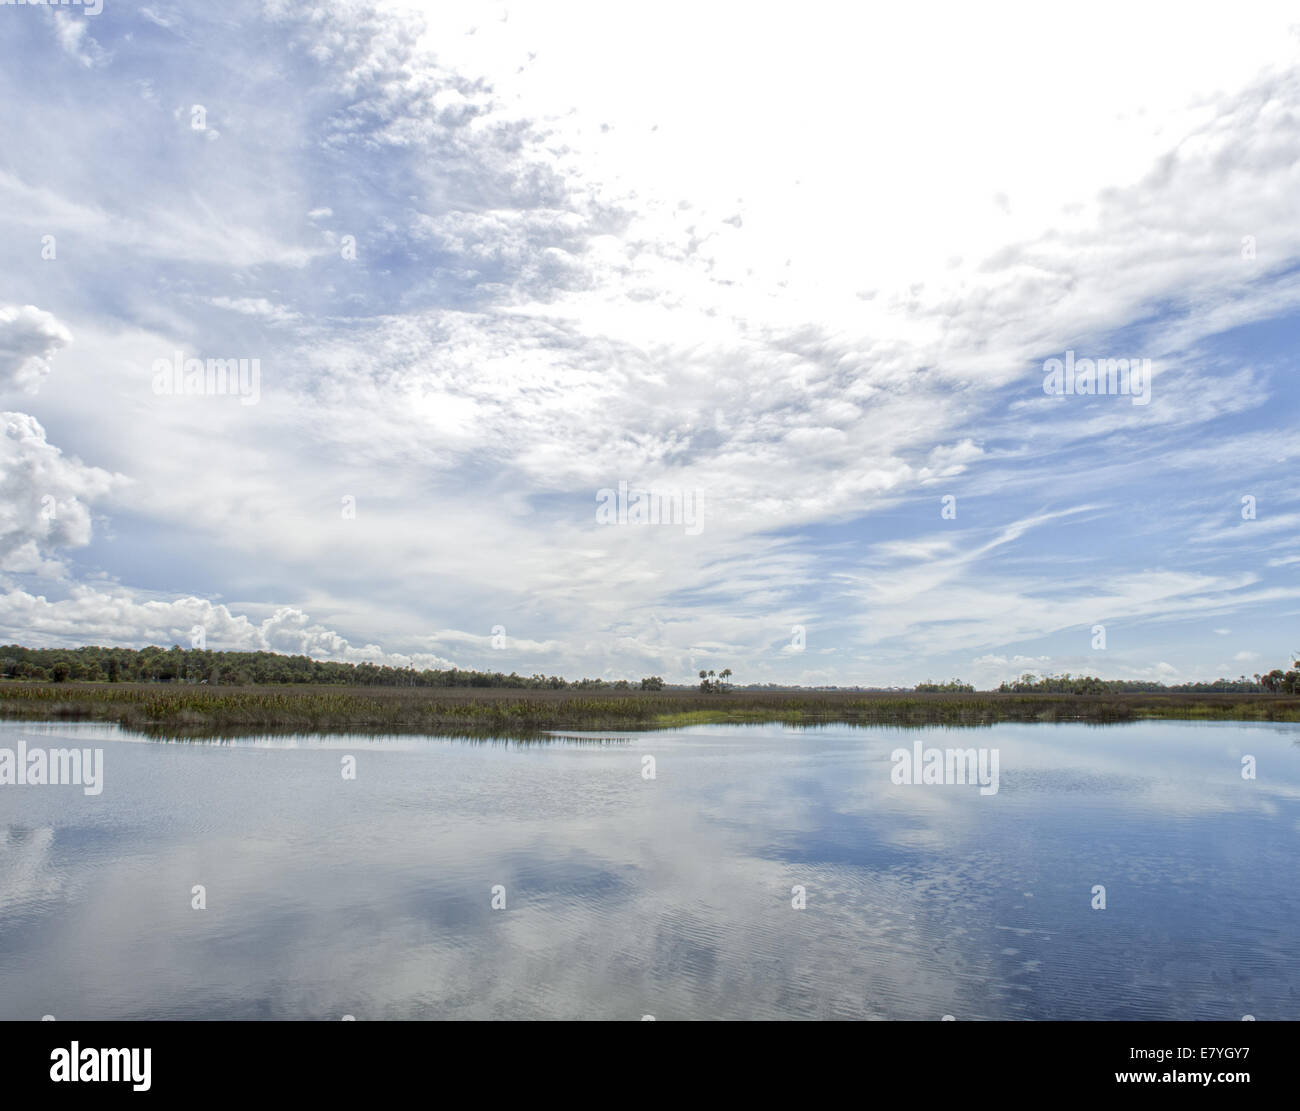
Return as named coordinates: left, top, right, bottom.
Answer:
left=1255, top=658, right=1300, bottom=694
left=1, top=645, right=1297, bottom=740
left=0, top=644, right=603, bottom=688
left=4, top=645, right=1295, bottom=695
left=697, top=668, right=733, bottom=693
left=997, top=666, right=1300, bottom=694
left=0, top=680, right=1296, bottom=741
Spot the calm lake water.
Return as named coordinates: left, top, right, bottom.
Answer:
left=1, top=719, right=1297, bottom=1020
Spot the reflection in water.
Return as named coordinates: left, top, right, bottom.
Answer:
left=0, top=719, right=1296, bottom=1020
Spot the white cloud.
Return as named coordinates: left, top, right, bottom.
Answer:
left=207, top=297, right=301, bottom=325
left=0, top=306, right=73, bottom=394
left=0, top=413, right=118, bottom=574
left=0, top=586, right=457, bottom=669
left=1, top=3, right=1298, bottom=683
left=52, top=12, right=103, bottom=68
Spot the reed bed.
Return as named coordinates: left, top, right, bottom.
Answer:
left=0, top=682, right=1297, bottom=740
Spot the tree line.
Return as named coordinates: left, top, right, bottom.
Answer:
left=0, top=644, right=670, bottom=691
left=994, top=665, right=1300, bottom=695
left=2, top=642, right=1296, bottom=693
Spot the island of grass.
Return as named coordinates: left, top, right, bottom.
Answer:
left=2, top=681, right=1298, bottom=741
left=2, top=645, right=1295, bottom=740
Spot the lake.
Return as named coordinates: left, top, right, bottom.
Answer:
left=1, top=719, right=1296, bottom=1020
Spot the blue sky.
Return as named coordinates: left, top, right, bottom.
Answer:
left=0, top=0, right=1297, bottom=686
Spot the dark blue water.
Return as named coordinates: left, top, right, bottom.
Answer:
left=0, top=719, right=1296, bottom=1020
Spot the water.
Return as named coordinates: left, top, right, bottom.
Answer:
left=1, top=719, right=1296, bottom=1020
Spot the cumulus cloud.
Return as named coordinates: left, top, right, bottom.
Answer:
left=0, top=306, right=72, bottom=394
left=0, top=307, right=118, bottom=575
left=0, top=587, right=457, bottom=669
left=0, top=413, right=117, bottom=573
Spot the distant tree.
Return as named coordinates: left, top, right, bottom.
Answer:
left=1260, top=669, right=1287, bottom=693
left=49, top=661, right=72, bottom=683
left=641, top=676, right=665, bottom=691
left=699, top=668, right=732, bottom=693
left=1279, top=654, right=1299, bottom=694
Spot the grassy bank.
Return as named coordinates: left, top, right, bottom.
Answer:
left=1, top=682, right=1298, bottom=740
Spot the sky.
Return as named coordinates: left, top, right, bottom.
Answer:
left=0, top=0, right=1297, bottom=687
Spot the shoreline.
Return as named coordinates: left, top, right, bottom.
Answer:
left=2, top=682, right=1297, bottom=741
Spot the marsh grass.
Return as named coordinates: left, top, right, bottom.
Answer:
left=1, top=681, right=1297, bottom=741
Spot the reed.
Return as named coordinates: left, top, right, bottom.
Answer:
left=1, top=681, right=1297, bottom=740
